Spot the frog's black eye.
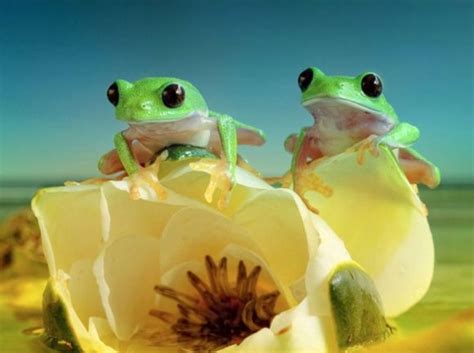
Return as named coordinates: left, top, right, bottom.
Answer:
left=107, top=82, right=119, bottom=106
left=298, top=68, right=314, bottom=92
left=361, top=73, right=383, bottom=98
left=162, top=84, right=185, bottom=108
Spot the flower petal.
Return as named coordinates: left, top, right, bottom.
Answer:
left=69, top=259, right=105, bottom=326
left=43, top=274, right=116, bottom=353
left=93, top=234, right=161, bottom=341
left=233, top=189, right=319, bottom=299
left=32, top=185, right=105, bottom=276
left=304, top=146, right=434, bottom=316
left=159, top=207, right=261, bottom=275
left=220, top=299, right=337, bottom=353
left=161, top=161, right=272, bottom=215
left=161, top=160, right=271, bottom=191
left=88, top=316, right=120, bottom=350
left=305, top=216, right=351, bottom=315
left=101, top=181, right=206, bottom=244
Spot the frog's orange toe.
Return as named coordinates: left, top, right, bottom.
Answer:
left=128, top=154, right=168, bottom=200
left=356, top=135, right=380, bottom=165
left=293, top=167, right=333, bottom=214
left=190, top=158, right=233, bottom=209
left=295, top=169, right=333, bottom=198
left=129, top=171, right=167, bottom=200
left=130, top=184, right=141, bottom=200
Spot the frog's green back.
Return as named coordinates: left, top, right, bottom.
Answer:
left=110, top=77, right=208, bottom=122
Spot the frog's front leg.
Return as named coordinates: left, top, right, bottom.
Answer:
left=290, top=128, right=332, bottom=213
left=114, top=132, right=167, bottom=200
left=355, top=123, right=420, bottom=165
left=113, top=132, right=140, bottom=175
left=98, top=140, right=155, bottom=175
left=399, top=147, right=441, bottom=188
left=190, top=114, right=237, bottom=209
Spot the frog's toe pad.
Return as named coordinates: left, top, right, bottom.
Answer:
left=354, top=136, right=380, bottom=165
left=189, top=158, right=233, bottom=209
left=329, top=262, right=394, bottom=349
left=129, top=168, right=167, bottom=201
left=295, top=169, right=333, bottom=198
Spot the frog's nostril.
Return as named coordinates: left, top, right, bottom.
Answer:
left=140, top=101, right=152, bottom=110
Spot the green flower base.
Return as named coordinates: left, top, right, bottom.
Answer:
left=164, top=145, right=218, bottom=161
left=329, top=262, right=393, bottom=349
left=42, top=280, right=82, bottom=353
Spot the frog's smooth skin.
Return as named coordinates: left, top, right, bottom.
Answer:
left=286, top=67, right=440, bottom=188
left=99, top=77, right=266, bottom=200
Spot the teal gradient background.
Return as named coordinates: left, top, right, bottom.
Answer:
left=0, top=0, right=472, bottom=182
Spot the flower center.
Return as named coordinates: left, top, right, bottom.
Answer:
left=149, top=255, right=280, bottom=351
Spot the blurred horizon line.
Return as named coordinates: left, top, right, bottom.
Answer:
left=0, top=177, right=472, bottom=190
left=0, top=179, right=472, bottom=206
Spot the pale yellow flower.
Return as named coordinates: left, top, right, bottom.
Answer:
left=33, top=159, right=348, bottom=352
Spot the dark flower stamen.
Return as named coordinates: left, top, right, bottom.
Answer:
left=150, top=255, right=280, bottom=351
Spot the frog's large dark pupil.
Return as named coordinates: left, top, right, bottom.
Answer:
left=298, top=68, right=313, bottom=92
left=107, top=82, right=119, bottom=106
left=162, top=84, right=185, bottom=108
left=361, top=74, right=383, bottom=98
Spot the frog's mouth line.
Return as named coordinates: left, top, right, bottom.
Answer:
left=127, top=118, right=184, bottom=125
left=124, top=111, right=209, bottom=125
left=302, top=97, right=382, bottom=116
left=303, top=97, right=394, bottom=134
left=303, top=97, right=390, bottom=122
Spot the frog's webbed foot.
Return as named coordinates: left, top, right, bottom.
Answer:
left=189, top=158, right=233, bottom=210
left=398, top=148, right=440, bottom=189
left=129, top=151, right=168, bottom=200
left=294, top=164, right=333, bottom=214
left=351, top=135, right=381, bottom=165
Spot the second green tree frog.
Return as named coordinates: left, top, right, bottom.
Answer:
left=286, top=67, right=440, bottom=192
left=99, top=77, right=266, bottom=207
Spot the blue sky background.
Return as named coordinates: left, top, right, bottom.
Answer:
left=0, top=0, right=472, bottom=183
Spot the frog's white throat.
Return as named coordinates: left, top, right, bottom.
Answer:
left=303, top=97, right=394, bottom=156
left=127, top=110, right=210, bottom=126
left=124, top=111, right=216, bottom=151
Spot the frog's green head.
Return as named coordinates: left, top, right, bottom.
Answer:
left=106, top=77, right=208, bottom=123
left=297, top=67, right=399, bottom=124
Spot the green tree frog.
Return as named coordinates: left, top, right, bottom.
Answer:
left=286, top=67, right=440, bottom=192
left=98, top=77, right=265, bottom=206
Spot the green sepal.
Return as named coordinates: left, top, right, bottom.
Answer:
left=41, top=279, right=82, bottom=353
left=164, top=145, right=218, bottom=161
left=329, top=261, right=394, bottom=349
